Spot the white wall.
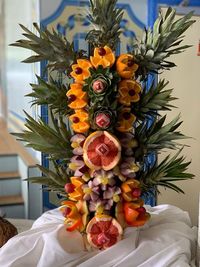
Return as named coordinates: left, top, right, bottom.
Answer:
left=158, top=11, right=200, bottom=226
left=4, top=0, right=39, bottom=132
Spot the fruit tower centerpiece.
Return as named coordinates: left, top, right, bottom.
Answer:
left=12, top=1, right=194, bottom=250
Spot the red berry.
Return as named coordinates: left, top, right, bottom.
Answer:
left=127, top=59, right=134, bottom=67
left=75, top=67, right=83, bottom=75
left=65, top=183, right=75, bottom=193
left=80, top=140, right=85, bottom=147
left=72, top=117, right=80, bottom=123
left=136, top=207, right=146, bottom=215
left=76, top=155, right=83, bottom=161
left=98, top=47, right=106, bottom=56
left=79, top=165, right=89, bottom=173
left=123, top=112, right=131, bottom=120
left=63, top=207, right=71, bottom=217
left=68, top=94, right=76, bottom=102
left=128, top=89, right=136, bottom=96
left=132, top=188, right=141, bottom=198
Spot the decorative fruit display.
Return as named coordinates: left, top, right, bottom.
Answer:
left=14, top=0, right=194, bottom=251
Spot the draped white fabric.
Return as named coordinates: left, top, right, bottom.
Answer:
left=0, top=205, right=197, bottom=267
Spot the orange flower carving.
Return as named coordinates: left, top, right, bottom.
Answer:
left=116, top=108, right=136, bottom=132
left=121, top=179, right=141, bottom=202
left=90, top=46, right=115, bottom=68
left=69, top=109, right=90, bottom=133
left=66, top=83, right=88, bottom=109
left=66, top=177, right=84, bottom=201
left=118, top=79, right=141, bottom=106
left=70, top=59, right=92, bottom=83
left=123, top=201, right=150, bottom=227
left=60, top=201, right=83, bottom=232
left=116, top=54, right=138, bottom=79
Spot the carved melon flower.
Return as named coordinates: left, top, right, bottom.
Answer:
left=118, top=79, right=141, bottom=106
left=103, top=186, right=121, bottom=210
left=120, top=157, right=140, bottom=178
left=69, top=155, right=89, bottom=177
left=90, top=46, right=115, bottom=68
left=70, top=59, right=92, bottom=83
left=93, top=169, right=115, bottom=187
left=82, top=180, right=100, bottom=202
left=119, top=133, right=138, bottom=156
left=113, top=157, right=139, bottom=181
left=70, top=134, right=86, bottom=155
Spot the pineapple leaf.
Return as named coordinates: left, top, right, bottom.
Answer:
left=10, top=23, right=85, bottom=74
left=86, top=0, right=124, bottom=49
left=12, top=111, right=72, bottom=162
left=27, top=75, right=71, bottom=116
left=139, top=147, right=194, bottom=194
left=135, top=114, right=189, bottom=160
left=133, top=79, right=177, bottom=120
left=132, top=7, right=195, bottom=79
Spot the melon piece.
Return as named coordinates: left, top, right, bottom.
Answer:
left=115, top=202, right=126, bottom=229
left=76, top=200, right=89, bottom=230
left=86, top=215, right=123, bottom=249
left=83, top=131, right=121, bottom=171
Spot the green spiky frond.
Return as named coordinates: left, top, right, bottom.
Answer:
left=133, top=79, right=177, bottom=120
left=135, top=115, right=189, bottom=160
left=28, top=76, right=71, bottom=116
left=13, top=111, right=72, bottom=162
left=133, top=7, right=195, bottom=79
left=27, top=162, right=68, bottom=196
left=139, top=148, right=194, bottom=194
left=10, top=23, right=85, bottom=73
left=86, top=0, right=123, bottom=49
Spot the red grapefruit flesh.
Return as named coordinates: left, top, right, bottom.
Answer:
left=83, top=131, right=121, bottom=171
left=86, top=215, right=123, bottom=249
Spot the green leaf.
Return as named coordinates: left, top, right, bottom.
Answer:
left=86, top=0, right=124, bottom=49
left=10, top=23, right=85, bottom=73
left=132, top=7, right=195, bottom=79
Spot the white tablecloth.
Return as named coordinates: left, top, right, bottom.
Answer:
left=0, top=205, right=197, bottom=267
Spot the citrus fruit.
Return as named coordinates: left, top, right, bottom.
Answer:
left=86, top=215, right=123, bottom=249
left=116, top=54, right=138, bottom=79
left=66, top=83, right=87, bottom=109
left=83, top=131, right=121, bottom=171
left=90, top=46, right=115, bottom=69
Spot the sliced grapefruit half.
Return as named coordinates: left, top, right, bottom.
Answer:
left=86, top=214, right=123, bottom=249
left=83, top=131, right=121, bottom=171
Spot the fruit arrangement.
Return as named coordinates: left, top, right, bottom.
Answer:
left=13, top=1, right=194, bottom=250
left=63, top=46, right=151, bottom=248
